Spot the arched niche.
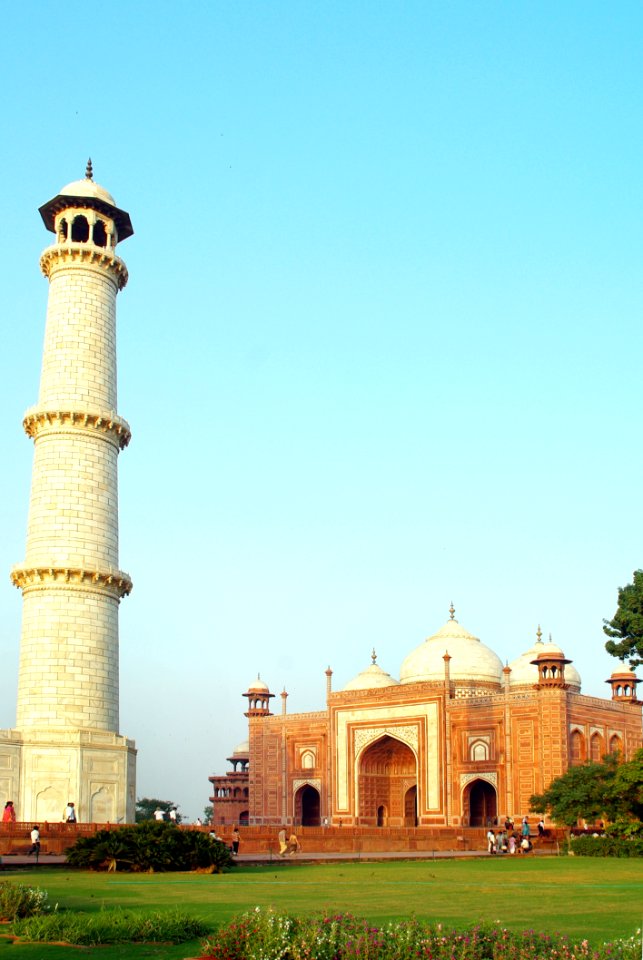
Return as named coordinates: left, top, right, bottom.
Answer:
left=357, top=734, right=417, bottom=826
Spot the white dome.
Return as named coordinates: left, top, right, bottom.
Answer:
left=343, top=661, right=399, bottom=692
left=60, top=177, right=116, bottom=206
left=247, top=675, right=269, bottom=693
left=232, top=739, right=249, bottom=756
left=400, top=618, right=503, bottom=686
left=508, top=639, right=581, bottom=690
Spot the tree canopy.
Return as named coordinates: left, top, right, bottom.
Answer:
left=603, top=569, right=643, bottom=667
left=529, top=750, right=643, bottom=826
left=135, top=798, right=183, bottom=824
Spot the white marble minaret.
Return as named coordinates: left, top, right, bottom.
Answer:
left=0, top=163, right=136, bottom=823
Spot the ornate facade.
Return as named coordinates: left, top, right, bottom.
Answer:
left=211, top=610, right=642, bottom=827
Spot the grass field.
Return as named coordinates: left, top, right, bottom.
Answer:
left=0, top=858, right=641, bottom=959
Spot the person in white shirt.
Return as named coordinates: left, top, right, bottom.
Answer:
left=28, top=825, right=40, bottom=856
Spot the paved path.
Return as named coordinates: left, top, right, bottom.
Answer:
left=1, top=847, right=558, bottom=870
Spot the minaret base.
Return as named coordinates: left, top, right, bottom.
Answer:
left=0, top=728, right=135, bottom=824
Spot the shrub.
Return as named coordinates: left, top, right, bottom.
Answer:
left=66, top=820, right=235, bottom=872
left=200, top=909, right=642, bottom=960
left=13, top=907, right=209, bottom=945
left=0, top=882, right=49, bottom=921
left=567, top=821, right=643, bottom=858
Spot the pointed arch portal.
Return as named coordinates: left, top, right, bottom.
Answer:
left=294, top=784, right=320, bottom=826
left=464, top=778, right=497, bottom=827
left=358, top=735, right=417, bottom=826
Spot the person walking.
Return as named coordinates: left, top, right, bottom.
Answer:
left=2, top=801, right=16, bottom=822
left=28, top=825, right=40, bottom=858
left=278, top=827, right=288, bottom=856
left=64, top=802, right=77, bottom=823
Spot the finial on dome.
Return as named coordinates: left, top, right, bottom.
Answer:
left=449, top=602, right=455, bottom=620
left=536, top=624, right=543, bottom=644
left=85, top=158, right=93, bottom=181
left=549, top=632, right=553, bottom=642
left=371, top=648, right=377, bottom=664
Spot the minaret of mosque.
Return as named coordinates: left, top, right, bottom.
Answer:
left=3, top=162, right=136, bottom=823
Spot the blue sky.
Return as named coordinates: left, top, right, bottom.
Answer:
left=1, top=1, right=641, bottom=821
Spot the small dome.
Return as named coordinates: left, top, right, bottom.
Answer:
left=343, top=661, right=400, bottom=692
left=232, top=739, right=249, bottom=756
left=400, top=617, right=503, bottom=686
left=508, top=637, right=581, bottom=690
left=59, top=177, right=116, bottom=207
left=247, top=675, right=269, bottom=693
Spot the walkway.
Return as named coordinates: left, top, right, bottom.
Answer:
left=1, top=846, right=559, bottom=870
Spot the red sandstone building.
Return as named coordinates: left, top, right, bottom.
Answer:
left=210, top=609, right=641, bottom=827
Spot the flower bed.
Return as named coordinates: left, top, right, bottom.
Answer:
left=200, top=909, right=642, bottom=960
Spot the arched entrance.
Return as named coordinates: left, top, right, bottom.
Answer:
left=404, top=785, right=417, bottom=826
left=464, top=778, right=497, bottom=826
left=358, top=735, right=417, bottom=826
left=294, top=784, right=320, bottom=826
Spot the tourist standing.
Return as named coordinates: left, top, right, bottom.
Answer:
left=65, top=802, right=77, bottom=823
left=231, top=826, right=241, bottom=855
left=487, top=829, right=495, bottom=854
left=2, top=801, right=16, bottom=822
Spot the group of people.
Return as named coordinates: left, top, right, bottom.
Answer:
left=153, top=807, right=179, bottom=822
left=207, top=826, right=241, bottom=855
left=487, top=816, right=546, bottom=855
left=3, top=800, right=77, bottom=823
left=278, top=828, right=301, bottom=856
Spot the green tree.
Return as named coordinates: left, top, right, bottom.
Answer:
left=607, top=748, right=643, bottom=821
left=530, top=751, right=643, bottom=827
left=529, top=756, right=618, bottom=826
left=603, top=569, right=643, bottom=667
left=202, top=804, right=214, bottom=825
left=135, top=798, right=183, bottom=824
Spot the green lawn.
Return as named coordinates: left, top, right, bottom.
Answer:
left=1, top=858, right=642, bottom=959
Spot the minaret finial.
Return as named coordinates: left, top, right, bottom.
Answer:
left=85, top=158, right=93, bottom=181
left=536, top=624, right=543, bottom=643
left=449, top=602, right=455, bottom=620
left=371, top=648, right=377, bottom=664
